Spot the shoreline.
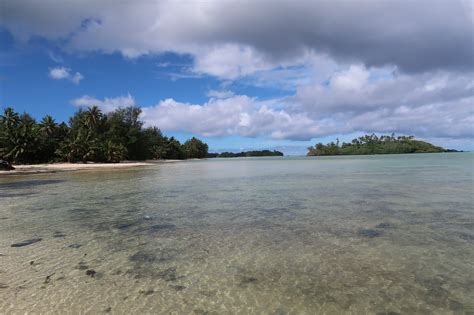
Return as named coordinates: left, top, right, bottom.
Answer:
left=0, top=160, right=184, bottom=176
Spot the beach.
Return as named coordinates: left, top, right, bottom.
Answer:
left=0, top=160, right=183, bottom=176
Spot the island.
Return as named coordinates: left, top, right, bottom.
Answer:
left=307, top=134, right=461, bottom=156
left=207, top=150, right=284, bottom=158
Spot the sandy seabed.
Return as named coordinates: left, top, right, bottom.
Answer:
left=0, top=154, right=473, bottom=313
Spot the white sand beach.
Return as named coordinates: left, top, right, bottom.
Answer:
left=0, top=160, right=182, bottom=176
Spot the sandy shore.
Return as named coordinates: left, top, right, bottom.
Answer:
left=0, top=160, right=182, bottom=176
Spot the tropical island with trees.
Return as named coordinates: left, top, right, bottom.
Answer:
left=307, top=134, right=459, bottom=156
left=207, top=150, right=284, bottom=158
left=1, top=106, right=463, bottom=172
left=0, top=106, right=209, bottom=168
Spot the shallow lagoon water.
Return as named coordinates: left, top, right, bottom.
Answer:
left=0, top=153, right=473, bottom=314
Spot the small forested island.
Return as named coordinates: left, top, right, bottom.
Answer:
left=0, top=106, right=208, bottom=165
left=307, top=134, right=459, bottom=156
left=207, top=150, right=284, bottom=158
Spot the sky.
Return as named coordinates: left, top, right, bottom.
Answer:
left=0, top=0, right=473, bottom=154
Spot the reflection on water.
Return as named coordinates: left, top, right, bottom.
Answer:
left=0, top=154, right=473, bottom=313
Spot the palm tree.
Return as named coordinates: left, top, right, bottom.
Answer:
left=56, top=132, right=90, bottom=163
left=103, top=140, right=127, bottom=162
left=84, top=106, right=102, bottom=131
left=2, top=115, right=39, bottom=163
left=39, top=115, right=58, bottom=135
left=1, top=107, right=20, bottom=131
left=37, top=115, right=61, bottom=162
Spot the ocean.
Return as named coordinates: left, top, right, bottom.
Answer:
left=1, top=153, right=473, bottom=313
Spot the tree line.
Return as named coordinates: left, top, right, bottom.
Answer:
left=307, top=134, right=448, bottom=156
left=207, top=150, right=284, bottom=158
left=0, top=106, right=208, bottom=164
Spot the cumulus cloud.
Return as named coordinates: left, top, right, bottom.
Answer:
left=141, top=95, right=262, bottom=137
left=49, top=67, right=69, bottom=79
left=5, top=1, right=473, bottom=147
left=3, top=0, right=473, bottom=76
left=92, top=84, right=473, bottom=142
left=69, top=93, right=321, bottom=140
left=192, top=44, right=272, bottom=80
left=292, top=65, right=474, bottom=116
left=48, top=67, right=84, bottom=84
left=71, top=94, right=135, bottom=112
left=346, top=99, right=474, bottom=139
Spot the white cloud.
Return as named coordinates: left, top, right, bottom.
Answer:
left=70, top=72, right=84, bottom=84
left=49, top=67, right=69, bottom=79
left=293, top=65, right=474, bottom=117
left=5, top=0, right=472, bottom=147
left=67, top=59, right=473, bottom=146
left=3, top=0, right=472, bottom=76
left=70, top=94, right=135, bottom=112
left=207, top=90, right=235, bottom=99
left=83, top=75, right=472, bottom=143
left=131, top=96, right=315, bottom=141
left=192, top=44, right=272, bottom=80
left=141, top=96, right=257, bottom=137
left=121, top=94, right=326, bottom=140
left=48, top=67, right=84, bottom=84
left=48, top=51, right=63, bottom=63
left=331, top=65, right=370, bottom=91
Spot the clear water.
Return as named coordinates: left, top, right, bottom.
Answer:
left=1, top=153, right=473, bottom=314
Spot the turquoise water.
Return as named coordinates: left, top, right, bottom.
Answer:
left=1, top=153, right=473, bottom=313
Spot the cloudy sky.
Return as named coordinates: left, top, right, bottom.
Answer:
left=0, top=0, right=473, bottom=153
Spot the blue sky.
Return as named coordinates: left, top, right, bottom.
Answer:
left=1, top=1, right=473, bottom=153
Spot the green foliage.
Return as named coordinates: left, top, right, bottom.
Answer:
left=0, top=109, right=41, bottom=163
left=0, top=106, right=208, bottom=164
left=307, top=134, right=446, bottom=156
left=161, top=137, right=186, bottom=160
left=183, top=137, right=209, bottom=158
left=208, top=150, right=284, bottom=158
left=104, top=106, right=146, bottom=160
left=102, top=140, right=128, bottom=163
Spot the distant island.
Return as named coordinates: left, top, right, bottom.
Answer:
left=207, top=150, right=284, bottom=158
left=307, top=134, right=461, bottom=156
left=0, top=106, right=208, bottom=167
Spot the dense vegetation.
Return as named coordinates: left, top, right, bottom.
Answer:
left=307, top=134, right=447, bottom=156
left=0, top=106, right=208, bottom=164
left=207, top=150, right=284, bottom=158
